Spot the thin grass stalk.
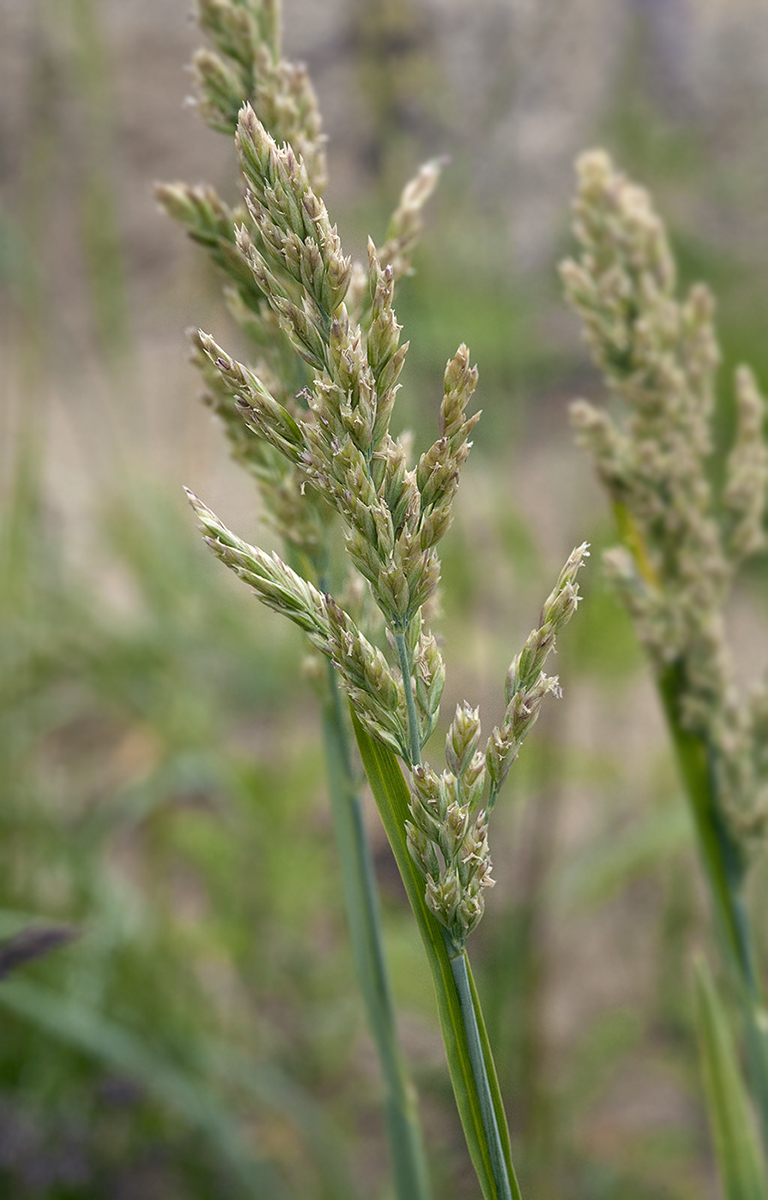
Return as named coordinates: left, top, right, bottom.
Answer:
left=320, top=660, right=432, bottom=1200
left=694, top=959, right=768, bottom=1200
left=561, top=149, right=768, bottom=1173
left=657, top=664, right=756, bottom=990
left=353, top=713, right=522, bottom=1200
left=611, top=492, right=768, bottom=1151
left=448, top=948, right=515, bottom=1200
left=608, top=492, right=768, bottom=1157
left=657, top=662, right=768, bottom=1154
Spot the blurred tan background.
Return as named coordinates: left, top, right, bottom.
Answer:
left=4, top=0, right=768, bottom=517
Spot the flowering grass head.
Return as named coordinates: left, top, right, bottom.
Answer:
left=561, top=150, right=768, bottom=848
left=178, top=99, right=587, bottom=948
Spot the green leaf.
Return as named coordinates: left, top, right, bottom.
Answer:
left=352, top=712, right=521, bottom=1200
left=693, top=959, right=767, bottom=1200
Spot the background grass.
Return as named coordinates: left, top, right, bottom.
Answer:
left=2, top=1, right=768, bottom=1196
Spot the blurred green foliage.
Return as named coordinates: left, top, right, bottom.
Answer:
left=0, top=442, right=365, bottom=1197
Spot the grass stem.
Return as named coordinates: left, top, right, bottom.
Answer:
left=658, top=663, right=768, bottom=1157
left=320, top=659, right=432, bottom=1200
left=448, top=944, right=518, bottom=1200
left=394, top=629, right=421, bottom=767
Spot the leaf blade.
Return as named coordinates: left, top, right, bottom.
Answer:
left=693, top=958, right=767, bottom=1200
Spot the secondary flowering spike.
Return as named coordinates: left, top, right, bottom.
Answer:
left=195, top=329, right=306, bottom=463
left=484, top=544, right=588, bottom=804
left=563, top=148, right=768, bottom=848
left=408, top=741, right=495, bottom=950
left=406, top=540, right=586, bottom=949
left=185, top=489, right=330, bottom=646
left=413, top=347, right=480, bottom=564
left=441, top=345, right=479, bottom=441
left=377, top=157, right=445, bottom=280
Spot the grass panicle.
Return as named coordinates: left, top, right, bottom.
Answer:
left=159, top=4, right=435, bottom=1197
left=562, top=148, right=768, bottom=1186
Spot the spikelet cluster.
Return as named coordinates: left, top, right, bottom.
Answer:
left=160, top=0, right=588, bottom=946
left=485, top=543, right=589, bottom=804
left=408, top=705, right=492, bottom=948
left=406, top=544, right=588, bottom=949
left=192, top=0, right=325, bottom=186
left=561, top=150, right=768, bottom=846
left=181, top=104, right=481, bottom=760
left=156, top=1, right=446, bottom=569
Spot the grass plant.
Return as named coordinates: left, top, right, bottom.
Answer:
left=562, top=151, right=768, bottom=1200
left=158, top=3, right=435, bottom=1194
left=158, top=2, right=586, bottom=1196
left=11, top=3, right=768, bottom=1195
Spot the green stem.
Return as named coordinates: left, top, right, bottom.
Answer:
left=658, top=664, right=755, bottom=985
left=487, top=782, right=502, bottom=816
left=693, top=960, right=768, bottom=1200
left=320, top=660, right=432, bottom=1200
left=394, top=629, right=421, bottom=767
left=658, top=663, right=768, bottom=1155
left=613, top=504, right=768, bottom=1158
left=448, top=944, right=516, bottom=1200
left=353, top=713, right=522, bottom=1200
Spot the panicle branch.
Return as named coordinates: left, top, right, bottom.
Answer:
left=407, top=543, right=588, bottom=950
left=377, top=158, right=446, bottom=282
left=193, top=0, right=324, bottom=188
left=485, top=543, right=589, bottom=803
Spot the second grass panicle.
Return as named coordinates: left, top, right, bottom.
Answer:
left=561, top=150, right=768, bottom=849
left=561, top=149, right=768, bottom=1188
